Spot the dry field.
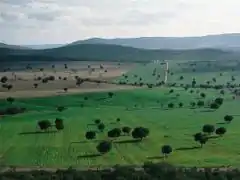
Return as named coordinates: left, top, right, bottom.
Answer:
left=0, top=61, right=137, bottom=98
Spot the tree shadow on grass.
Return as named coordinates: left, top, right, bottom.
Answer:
left=114, top=139, right=141, bottom=144
left=200, top=109, right=214, bottom=113
left=175, top=146, right=200, bottom=151
left=87, top=123, right=96, bottom=127
left=19, top=130, right=58, bottom=135
left=208, top=135, right=220, bottom=139
left=94, top=97, right=108, bottom=101
left=77, top=153, right=101, bottom=159
left=70, top=140, right=101, bottom=144
left=147, top=156, right=164, bottom=160
left=216, top=122, right=226, bottom=125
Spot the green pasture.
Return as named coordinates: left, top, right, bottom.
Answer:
left=0, top=87, right=240, bottom=168
left=116, top=60, right=240, bottom=85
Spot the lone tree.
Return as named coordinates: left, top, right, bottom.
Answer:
left=192, top=79, right=196, bottom=87
left=107, top=128, right=121, bottom=139
left=6, top=97, right=15, bottom=104
left=178, top=102, right=183, bottom=108
left=132, top=127, right=149, bottom=141
left=94, top=119, right=101, bottom=125
left=55, top=118, right=64, bottom=130
left=210, top=102, right=220, bottom=110
left=220, top=90, right=225, bottom=95
left=194, top=132, right=208, bottom=148
left=85, top=131, right=96, bottom=140
left=212, top=77, right=216, bottom=83
left=7, top=84, right=13, bottom=91
left=1, top=76, right=8, bottom=83
left=116, top=118, right=120, bottom=123
left=215, top=127, right=226, bottom=136
left=33, top=83, right=38, bottom=88
left=190, top=102, right=196, bottom=108
left=168, top=103, right=174, bottom=109
left=200, top=93, right=206, bottom=98
left=38, top=120, right=51, bottom=131
left=63, top=88, right=68, bottom=92
left=197, top=100, right=204, bottom=108
left=108, top=92, right=114, bottom=98
left=214, top=97, right=223, bottom=106
left=202, top=124, right=215, bottom=135
left=96, top=141, right=112, bottom=154
left=122, top=126, right=131, bottom=135
left=169, top=89, right=174, bottom=93
left=161, top=145, right=173, bottom=159
left=98, top=123, right=105, bottom=132
left=224, top=115, right=233, bottom=123
left=57, top=106, right=66, bottom=112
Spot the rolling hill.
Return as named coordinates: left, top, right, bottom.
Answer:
left=22, top=44, right=64, bottom=49
left=0, top=43, right=239, bottom=62
left=0, top=43, right=31, bottom=50
left=70, top=33, right=240, bottom=50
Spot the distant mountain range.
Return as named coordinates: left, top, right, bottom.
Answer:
left=2, top=33, right=240, bottom=50
left=1, top=33, right=240, bottom=62
left=69, top=33, right=240, bottom=50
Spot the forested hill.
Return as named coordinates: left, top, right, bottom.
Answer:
left=0, top=43, right=239, bottom=62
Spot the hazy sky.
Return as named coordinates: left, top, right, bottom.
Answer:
left=0, top=0, right=240, bottom=45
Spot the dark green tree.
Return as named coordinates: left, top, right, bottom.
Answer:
left=200, top=93, right=206, bottom=98
left=98, top=123, right=105, bottom=132
left=94, top=119, right=101, bottom=124
left=168, top=103, right=174, bottom=109
left=85, top=131, right=96, bottom=140
left=214, top=97, right=223, bottom=106
left=161, top=145, right=173, bottom=158
left=116, top=118, right=121, bottom=123
left=38, top=120, right=51, bottom=131
left=193, top=132, right=208, bottom=148
left=178, top=102, right=183, bottom=108
left=107, top=128, right=121, bottom=139
left=96, top=141, right=112, bottom=154
left=7, top=84, right=13, bottom=91
left=190, top=102, right=196, bottom=108
left=6, top=97, right=14, bottom=104
left=224, top=115, right=233, bottom=123
left=55, top=118, right=64, bottom=130
left=197, top=100, right=204, bottom=108
left=212, top=77, right=216, bottom=83
left=215, top=127, right=226, bottom=136
left=210, top=102, right=220, bottom=110
left=1, top=76, right=8, bottom=83
left=202, top=124, right=215, bottom=135
left=132, top=127, right=149, bottom=141
left=57, top=106, right=66, bottom=112
left=108, top=92, right=114, bottom=98
left=122, top=126, right=131, bottom=135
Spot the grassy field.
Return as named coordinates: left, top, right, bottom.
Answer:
left=1, top=86, right=240, bottom=168
left=115, top=60, right=240, bottom=85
